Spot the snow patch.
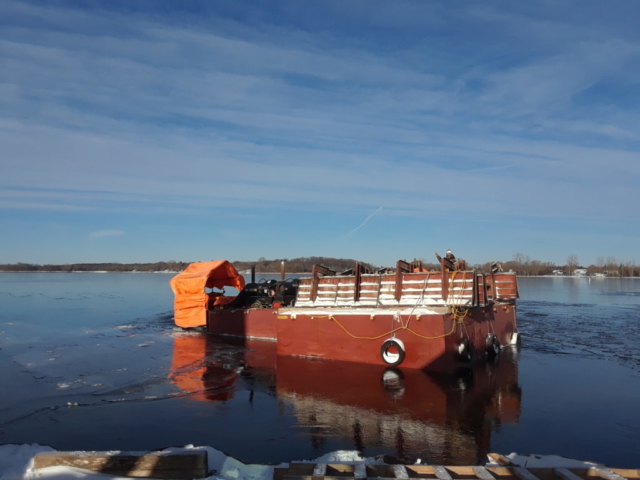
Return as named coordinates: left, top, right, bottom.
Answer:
left=0, top=444, right=54, bottom=480
left=305, top=450, right=381, bottom=465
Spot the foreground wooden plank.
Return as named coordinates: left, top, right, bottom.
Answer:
left=592, top=469, right=629, bottom=480
left=274, top=463, right=638, bottom=480
left=555, top=468, right=585, bottom=480
left=33, top=450, right=208, bottom=479
left=512, top=467, right=540, bottom=480
left=488, top=454, right=514, bottom=467
left=607, top=471, right=640, bottom=480
left=474, top=466, right=498, bottom=480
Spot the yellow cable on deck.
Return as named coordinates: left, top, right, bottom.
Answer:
left=448, top=270, right=470, bottom=324
left=325, top=315, right=457, bottom=341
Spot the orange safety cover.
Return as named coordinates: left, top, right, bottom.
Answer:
left=169, top=261, right=246, bottom=328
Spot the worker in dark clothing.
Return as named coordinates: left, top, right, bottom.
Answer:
left=435, top=249, right=456, bottom=271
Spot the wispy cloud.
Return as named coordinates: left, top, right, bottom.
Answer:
left=89, top=230, right=124, bottom=239
left=1, top=0, right=640, bottom=263
left=346, top=207, right=384, bottom=236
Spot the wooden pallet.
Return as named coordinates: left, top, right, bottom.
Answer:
left=33, top=450, right=208, bottom=479
left=273, top=456, right=639, bottom=480
left=31, top=450, right=639, bottom=480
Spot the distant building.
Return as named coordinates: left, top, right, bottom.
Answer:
left=574, top=268, right=588, bottom=276
left=552, top=270, right=565, bottom=276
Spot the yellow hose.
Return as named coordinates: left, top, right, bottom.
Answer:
left=312, top=314, right=458, bottom=341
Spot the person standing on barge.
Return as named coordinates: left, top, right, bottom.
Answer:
left=435, top=249, right=456, bottom=271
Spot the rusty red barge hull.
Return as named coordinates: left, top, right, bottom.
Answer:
left=277, top=306, right=516, bottom=370
left=208, top=305, right=516, bottom=371
left=206, top=264, right=519, bottom=371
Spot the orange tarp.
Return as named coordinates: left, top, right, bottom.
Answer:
left=169, top=261, right=246, bottom=328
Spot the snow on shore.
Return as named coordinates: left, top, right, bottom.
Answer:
left=0, top=444, right=366, bottom=480
left=0, top=444, right=602, bottom=480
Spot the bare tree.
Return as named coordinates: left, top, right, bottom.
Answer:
left=603, top=256, right=618, bottom=275
left=511, top=252, right=532, bottom=275
left=566, top=254, right=579, bottom=276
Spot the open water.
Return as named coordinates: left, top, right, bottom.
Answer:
left=0, top=274, right=639, bottom=467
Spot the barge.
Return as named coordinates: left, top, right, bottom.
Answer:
left=170, top=257, right=519, bottom=371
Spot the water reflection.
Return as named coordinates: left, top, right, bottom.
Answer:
left=169, top=335, right=521, bottom=465
left=169, top=335, right=276, bottom=402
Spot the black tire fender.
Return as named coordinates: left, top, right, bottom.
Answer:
left=457, top=338, right=473, bottom=362
left=380, top=338, right=406, bottom=367
left=486, top=333, right=500, bottom=359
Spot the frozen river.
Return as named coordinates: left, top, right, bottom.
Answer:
left=0, top=273, right=639, bottom=467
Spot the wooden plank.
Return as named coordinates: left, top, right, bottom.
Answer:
left=406, top=466, right=437, bottom=473
left=513, top=467, right=540, bottom=480
left=273, top=467, right=288, bottom=480
left=441, top=269, right=450, bottom=302
left=33, top=451, right=207, bottom=479
left=276, top=466, right=638, bottom=480
left=555, top=469, right=585, bottom=480
left=525, top=470, right=556, bottom=480
left=434, top=466, right=453, bottom=480
left=474, top=467, right=498, bottom=480
left=287, top=463, right=318, bottom=475
left=590, top=469, right=627, bottom=480
left=326, top=464, right=356, bottom=477
left=405, top=465, right=438, bottom=478
left=448, top=467, right=482, bottom=477
left=609, top=469, right=640, bottom=479
left=488, top=454, right=513, bottom=466
left=486, top=467, right=519, bottom=479
left=70, top=469, right=202, bottom=478
left=488, top=273, right=496, bottom=302
left=367, top=465, right=398, bottom=478
left=283, top=476, right=351, bottom=480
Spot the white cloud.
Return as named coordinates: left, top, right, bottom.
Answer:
left=1, top=1, right=639, bottom=228
left=89, top=230, right=125, bottom=239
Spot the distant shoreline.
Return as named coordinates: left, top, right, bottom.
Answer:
left=0, top=271, right=636, bottom=278
left=0, top=270, right=181, bottom=274
left=0, top=270, right=310, bottom=275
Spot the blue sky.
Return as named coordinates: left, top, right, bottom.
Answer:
left=1, top=0, right=639, bottom=267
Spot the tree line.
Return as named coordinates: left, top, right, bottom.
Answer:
left=0, top=257, right=369, bottom=274
left=232, top=256, right=376, bottom=273
left=475, top=253, right=638, bottom=277
left=0, top=261, right=190, bottom=273
left=0, top=254, right=637, bottom=276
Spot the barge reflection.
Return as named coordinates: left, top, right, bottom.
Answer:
left=169, top=335, right=521, bottom=465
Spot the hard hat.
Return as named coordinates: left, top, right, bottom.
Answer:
left=446, top=249, right=452, bottom=255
